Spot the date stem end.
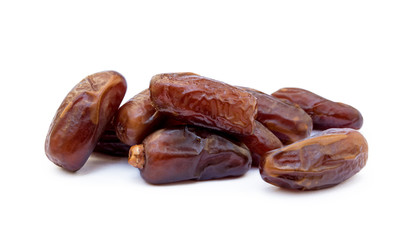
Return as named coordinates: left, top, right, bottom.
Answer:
left=128, top=144, right=145, bottom=169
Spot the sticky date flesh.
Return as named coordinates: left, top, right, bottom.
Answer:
left=259, top=128, right=368, bottom=190
left=150, top=73, right=257, bottom=135
left=45, top=71, right=127, bottom=171
left=272, top=88, right=363, bottom=130
left=128, top=126, right=252, bottom=184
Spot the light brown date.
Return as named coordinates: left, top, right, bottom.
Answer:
left=241, top=87, right=313, bottom=144
left=45, top=71, right=127, bottom=171
left=272, top=88, right=363, bottom=130
left=150, top=73, right=258, bottom=135
left=115, top=89, right=162, bottom=146
left=128, top=126, right=252, bottom=184
left=260, top=128, right=368, bottom=190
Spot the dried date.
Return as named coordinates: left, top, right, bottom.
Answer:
left=128, top=126, right=252, bottom=184
left=115, top=89, right=162, bottom=146
left=150, top=73, right=257, bottom=135
left=237, top=121, right=283, bottom=166
left=241, top=87, right=313, bottom=144
left=272, top=88, right=363, bottom=130
left=259, top=128, right=368, bottom=190
left=45, top=71, right=127, bottom=171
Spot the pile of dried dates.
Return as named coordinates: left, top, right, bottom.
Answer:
left=45, top=71, right=368, bottom=190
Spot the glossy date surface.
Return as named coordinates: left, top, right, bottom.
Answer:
left=45, top=71, right=127, bottom=171
left=237, top=121, right=282, bottom=166
left=272, top=88, right=363, bottom=130
left=115, top=89, right=162, bottom=146
left=150, top=73, right=258, bottom=135
left=128, top=126, right=252, bottom=184
left=260, top=128, right=368, bottom=190
left=241, top=87, right=312, bottom=144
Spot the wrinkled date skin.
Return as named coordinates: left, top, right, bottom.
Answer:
left=150, top=73, right=258, bottom=135
left=241, top=87, right=312, bottom=144
left=94, top=122, right=130, bottom=157
left=115, top=89, right=162, bottom=146
left=272, top=88, right=363, bottom=130
left=237, top=121, right=282, bottom=167
left=45, top=71, right=127, bottom=171
left=260, top=128, right=368, bottom=190
left=128, top=126, right=252, bottom=184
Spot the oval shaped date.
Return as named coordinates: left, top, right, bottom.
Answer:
left=128, top=126, right=252, bottom=184
left=272, top=88, right=363, bottom=130
left=115, top=89, right=162, bottom=146
left=45, top=71, right=127, bottom=171
left=150, top=73, right=257, bottom=135
left=260, top=128, right=368, bottom=190
left=241, top=87, right=313, bottom=144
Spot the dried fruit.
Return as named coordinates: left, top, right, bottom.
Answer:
left=45, top=71, right=127, bottom=171
left=115, top=89, right=162, bottom=146
left=241, top=87, right=312, bottom=144
left=150, top=73, right=258, bottom=135
left=260, top=128, right=368, bottom=190
left=237, top=121, right=282, bottom=166
left=128, top=126, right=252, bottom=184
left=272, top=88, right=363, bottom=130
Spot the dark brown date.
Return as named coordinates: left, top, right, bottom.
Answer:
left=260, top=128, right=368, bottom=190
left=94, top=122, right=130, bottom=157
left=241, top=87, right=312, bottom=144
left=150, top=73, right=258, bottom=135
left=237, top=121, right=282, bottom=166
left=115, top=89, right=162, bottom=146
left=272, top=88, right=363, bottom=130
left=160, top=117, right=188, bottom=128
left=45, top=71, right=127, bottom=171
left=128, top=126, right=252, bottom=184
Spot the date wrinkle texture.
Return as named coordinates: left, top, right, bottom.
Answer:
left=45, top=71, right=127, bottom=171
left=150, top=73, right=257, bottom=135
left=128, top=126, right=252, bottom=184
left=45, top=70, right=369, bottom=191
left=272, top=88, right=363, bottom=130
left=260, top=128, right=368, bottom=190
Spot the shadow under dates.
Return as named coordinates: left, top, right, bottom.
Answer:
left=263, top=173, right=365, bottom=195
left=140, top=174, right=251, bottom=187
left=60, top=153, right=128, bottom=176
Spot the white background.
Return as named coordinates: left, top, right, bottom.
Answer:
left=1, top=1, right=412, bottom=239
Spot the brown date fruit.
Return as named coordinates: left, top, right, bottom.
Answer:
left=150, top=73, right=258, bottom=135
left=115, top=89, right=162, bottom=146
left=237, top=121, right=283, bottom=167
left=240, top=87, right=312, bottom=144
left=45, top=71, right=127, bottom=171
left=260, top=128, right=368, bottom=191
left=128, top=126, right=252, bottom=184
left=272, top=88, right=363, bottom=130
left=94, top=122, right=130, bottom=157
